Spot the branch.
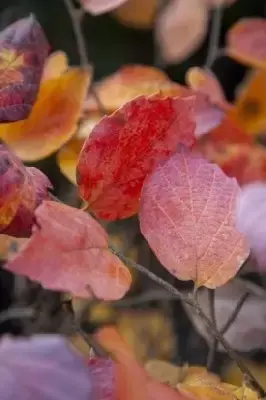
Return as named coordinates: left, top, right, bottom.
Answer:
left=206, top=289, right=217, bottom=369
left=205, top=4, right=223, bottom=69
left=0, top=307, right=35, bottom=325
left=221, top=292, right=249, bottom=335
left=110, top=244, right=266, bottom=398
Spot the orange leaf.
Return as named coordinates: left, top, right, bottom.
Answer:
left=84, top=65, right=190, bottom=113
left=4, top=201, right=131, bottom=299
left=140, top=146, right=249, bottom=288
left=41, top=51, right=68, bottom=82
left=226, top=18, right=266, bottom=68
left=0, top=234, right=26, bottom=261
left=0, top=15, right=49, bottom=122
left=156, top=0, right=208, bottom=64
left=0, top=68, right=91, bottom=161
left=57, top=138, right=84, bottom=185
left=112, top=0, right=158, bottom=29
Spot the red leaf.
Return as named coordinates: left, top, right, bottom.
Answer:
left=77, top=95, right=196, bottom=220
left=0, top=142, right=52, bottom=237
left=0, top=15, right=49, bottom=122
left=226, top=18, right=266, bottom=68
left=4, top=201, right=131, bottom=299
left=0, top=334, right=92, bottom=400
left=236, top=182, right=266, bottom=269
left=139, top=146, right=249, bottom=288
left=80, top=0, right=128, bottom=15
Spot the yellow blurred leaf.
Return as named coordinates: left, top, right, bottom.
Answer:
left=145, top=360, right=182, bottom=387
left=112, top=0, right=158, bottom=29
left=0, top=68, right=91, bottom=161
left=0, top=234, right=27, bottom=261
left=41, top=51, right=69, bottom=82
left=223, top=360, right=266, bottom=391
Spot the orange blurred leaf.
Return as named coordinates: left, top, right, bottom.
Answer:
left=112, top=0, right=158, bottom=29
left=0, top=15, right=49, bottom=122
left=4, top=201, right=132, bottom=299
left=0, top=68, right=91, bottom=162
left=140, top=146, right=249, bottom=288
left=156, top=0, right=208, bottom=64
left=226, top=18, right=266, bottom=68
left=0, top=235, right=26, bottom=261
left=41, top=51, right=68, bottom=82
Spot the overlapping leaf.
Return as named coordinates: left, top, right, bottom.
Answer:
left=0, top=142, right=52, bottom=237
left=0, top=15, right=49, bottom=122
left=77, top=95, right=196, bottom=220
left=0, top=335, right=92, bottom=400
left=226, top=18, right=266, bottom=68
left=156, top=0, right=208, bottom=64
left=140, top=146, right=249, bottom=288
left=41, top=50, right=68, bottom=82
left=80, top=0, right=128, bottom=15
left=4, top=201, right=132, bottom=299
left=0, top=67, right=91, bottom=161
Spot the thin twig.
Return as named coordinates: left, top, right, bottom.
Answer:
left=205, top=5, right=223, bottom=69
left=206, top=289, right=217, bottom=369
left=221, top=292, right=249, bottom=335
left=110, top=244, right=266, bottom=398
left=0, top=307, right=35, bottom=325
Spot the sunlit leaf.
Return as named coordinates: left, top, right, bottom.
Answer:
left=77, top=95, right=196, bottom=220
left=41, top=50, right=68, bottom=82
left=236, top=182, right=266, bottom=269
left=226, top=18, right=266, bottom=68
left=0, top=68, right=91, bottom=161
left=0, top=142, right=52, bottom=236
left=156, top=0, right=208, bottom=64
left=112, top=0, right=158, bottom=29
left=140, top=146, right=249, bottom=288
left=0, top=334, right=92, bottom=400
left=84, top=65, right=190, bottom=113
left=0, top=15, right=49, bottom=122
left=184, top=278, right=266, bottom=352
left=80, top=0, right=128, bottom=15
left=4, top=201, right=131, bottom=299
left=230, top=69, right=266, bottom=135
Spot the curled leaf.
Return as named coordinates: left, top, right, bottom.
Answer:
left=156, top=0, right=208, bottom=64
left=140, top=146, right=249, bottom=288
left=0, top=15, right=49, bottom=122
left=0, top=334, right=92, bottom=400
left=0, top=67, right=91, bottom=161
left=80, top=0, right=128, bottom=15
left=4, top=201, right=131, bottom=299
left=77, top=95, right=196, bottom=220
left=226, top=18, right=266, bottom=68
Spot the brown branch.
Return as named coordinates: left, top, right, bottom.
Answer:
left=206, top=289, right=217, bottom=369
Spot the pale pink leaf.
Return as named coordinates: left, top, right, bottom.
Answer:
left=194, top=93, right=225, bottom=137
left=140, top=147, right=249, bottom=288
left=156, top=0, right=208, bottom=64
left=0, top=335, right=92, bottom=400
left=80, top=0, right=128, bottom=15
left=4, top=200, right=131, bottom=299
left=236, top=182, right=266, bottom=269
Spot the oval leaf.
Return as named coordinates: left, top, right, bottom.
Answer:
left=77, top=95, right=196, bottom=220
left=140, top=147, right=249, bottom=288
left=112, top=0, right=158, bottom=30
left=4, top=200, right=131, bottom=299
left=0, top=68, right=91, bottom=161
left=0, top=15, right=49, bottom=122
left=0, top=335, right=92, bottom=400
left=80, top=0, right=128, bottom=15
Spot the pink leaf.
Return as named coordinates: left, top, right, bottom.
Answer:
left=236, top=182, right=266, bottom=269
left=4, top=200, right=132, bottom=299
left=80, top=0, right=128, bottom=15
left=77, top=94, right=196, bottom=220
left=140, top=147, right=249, bottom=288
left=88, top=358, right=116, bottom=399
left=193, top=93, right=225, bottom=137
left=156, top=0, right=208, bottom=64
left=0, top=335, right=92, bottom=400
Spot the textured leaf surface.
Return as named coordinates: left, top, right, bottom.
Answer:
left=156, top=0, right=208, bottom=64
left=236, top=182, right=266, bottom=269
left=227, top=18, right=266, bottom=68
left=140, top=147, right=249, bottom=288
left=0, top=335, right=92, bottom=400
left=80, top=0, right=128, bottom=15
left=84, top=65, right=190, bottom=113
left=4, top=201, right=131, bottom=299
left=77, top=95, right=196, bottom=220
left=0, top=142, right=52, bottom=236
left=88, top=358, right=116, bottom=400
left=0, top=15, right=49, bottom=122
left=0, top=68, right=91, bottom=161
left=184, top=278, right=266, bottom=352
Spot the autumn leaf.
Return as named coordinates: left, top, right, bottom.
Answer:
left=80, top=0, right=128, bottom=15
left=0, top=67, right=91, bottom=162
left=139, top=146, right=249, bottom=288
left=0, top=335, right=92, bottom=400
left=193, top=93, right=225, bottom=137
left=0, top=142, right=52, bottom=236
left=112, top=0, right=158, bottom=29
left=0, top=15, right=49, bottom=122
left=41, top=50, right=68, bottom=82
left=77, top=95, right=196, bottom=220
left=84, top=65, right=190, bottom=113
left=88, top=358, right=116, bottom=399
left=156, top=0, right=208, bottom=64
left=226, top=18, right=266, bottom=68
left=4, top=201, right=131, bottom=299
left=0, top=234, right=26, bottom=261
